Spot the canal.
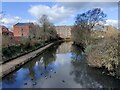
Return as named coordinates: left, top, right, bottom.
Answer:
left=1, top=42, right=120, bottom=88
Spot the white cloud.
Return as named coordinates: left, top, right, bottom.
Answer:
left=58, top=2, right=117, bottom=10
left=1, top=2, right=118, bottom=28
left=2, top=0, right=119, bottom=2
left=28, top=4, right=74, bottom=24
left=55, top=0, right=119, bottom=2
left=1, top=17, right=18, bottom=24
left=28, top=3, right=118, bottom=26
left=14, top=16, right=21, bottom=20
left=0, top=16, right=35, bottom=29
left=105, top=20, right=118, bottom=28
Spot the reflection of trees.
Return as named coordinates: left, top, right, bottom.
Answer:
left=21, top=43, right=60, bottom=79
left=71, top=45, right=84, bottom=61
left=42, top=44, right=60, bottom=69
left=3, top=73, right=17, bottom=84
left=70, top=45, right=101, bottom=88
left=70, top=45, right=120, bottom=88
left=3, top=55, right=41, bottom=84
left=22, top=47, right=51, bottom=80
left=87, top=67, right=120, bottom=88
left=23, top=56, right=41, bottom=80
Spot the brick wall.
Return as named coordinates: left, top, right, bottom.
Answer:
left=13, top=25, right=30, bottom=38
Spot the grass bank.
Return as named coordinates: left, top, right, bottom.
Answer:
left=2, top=39, right=62, bottom=64
left=85, top=29, right=120, bottom=79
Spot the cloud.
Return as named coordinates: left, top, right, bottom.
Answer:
left=1, top=17, right=19, bottom=25
left=0, top=16, right=35, bottom=29
left=2, top=0, right=119, bottom=2
left=55, top=0, right=119, bottom=2
left=105, top=20, right=118, bottom=28
left=28, top=3, right=118, bottom=26
left=14, top=16, right=21, bottom=20
left=28, top=4, right=74, bottom=24
left=58, top=2, right=117, bottom=12
left=1, top=2, right=118, bottom=28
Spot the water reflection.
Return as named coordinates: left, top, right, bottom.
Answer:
left=70, top=45, right=120, bottom=88
left=70, top=45, right=102, bottom=88
left=2, top=43, right=60, bottom=88
left=23, top=44, right=60, bottom=87
left=56, top=42, right=72, bottom=54
left=3, top=73, right=17, bottom=85
left=1, top=42, right=120, bottom=88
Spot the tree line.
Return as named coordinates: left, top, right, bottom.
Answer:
left=71, top=8, right=106, bottom=47
left=20, top=14, right=59, bottom=48
left=2, top=14, right=59, bottom=62
left=71, top=8, right=120, bottom=78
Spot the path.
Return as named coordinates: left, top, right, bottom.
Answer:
left=0, top=43, right=54, bottom=78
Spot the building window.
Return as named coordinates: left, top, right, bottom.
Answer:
left=22, top=33, right=23, bottom=36
left=21, top=28, right=23, bottom=36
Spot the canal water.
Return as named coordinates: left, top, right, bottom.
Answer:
left=1, top=42, right=120, bottom=88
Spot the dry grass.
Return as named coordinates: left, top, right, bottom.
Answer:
left=85, top=26, right=119, bottom=76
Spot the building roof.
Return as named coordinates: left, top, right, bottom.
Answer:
left=0, top=25, right=9, bottom=33
left=14, top=22, right=33, bottom=26
left=0, top=25, right=8, bottom=29
left=0, top=26, right=14, bottom=35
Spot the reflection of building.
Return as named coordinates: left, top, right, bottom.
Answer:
left=55, top=26, right=72, bottom=39
left=56, top=42, right=72, bottom=54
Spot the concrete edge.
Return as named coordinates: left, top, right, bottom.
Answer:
left=0, top=40, right=63, bottom=78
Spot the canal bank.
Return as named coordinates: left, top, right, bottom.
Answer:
left=1, top=42, right=120, bottom=88
left=85, top=38, right=120, bottom=79
left=0, top=40, right=63, bottom=78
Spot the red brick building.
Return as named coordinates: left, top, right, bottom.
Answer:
left=0, top=25, right=14, bottom=47
left=0, top=26, right=9, bottom=35
left=0, top=25, right=14, bottom=37
left=13, top=23, right=34, bottom=38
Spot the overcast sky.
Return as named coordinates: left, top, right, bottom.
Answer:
left=0, top=2, right=118, bottom=29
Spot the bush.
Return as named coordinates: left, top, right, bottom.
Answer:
left=2, top=45, right=22, bottom=58
left=86, top=27, right=119, bottom=77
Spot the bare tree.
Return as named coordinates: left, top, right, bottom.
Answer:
left=72, top=8, right=107, bottom=47
left=38, top=15, right=49, bottom=44
left=38, top=14, right=58, bottom=44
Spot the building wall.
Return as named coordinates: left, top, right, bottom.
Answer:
left=13, top=25, right=72, bottom=39
left=55, top=26, right=72, bottom=39
left=13, top=25, right=30, bottom=38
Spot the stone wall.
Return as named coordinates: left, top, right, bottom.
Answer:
left=55, top=26, right=72, bottom=39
